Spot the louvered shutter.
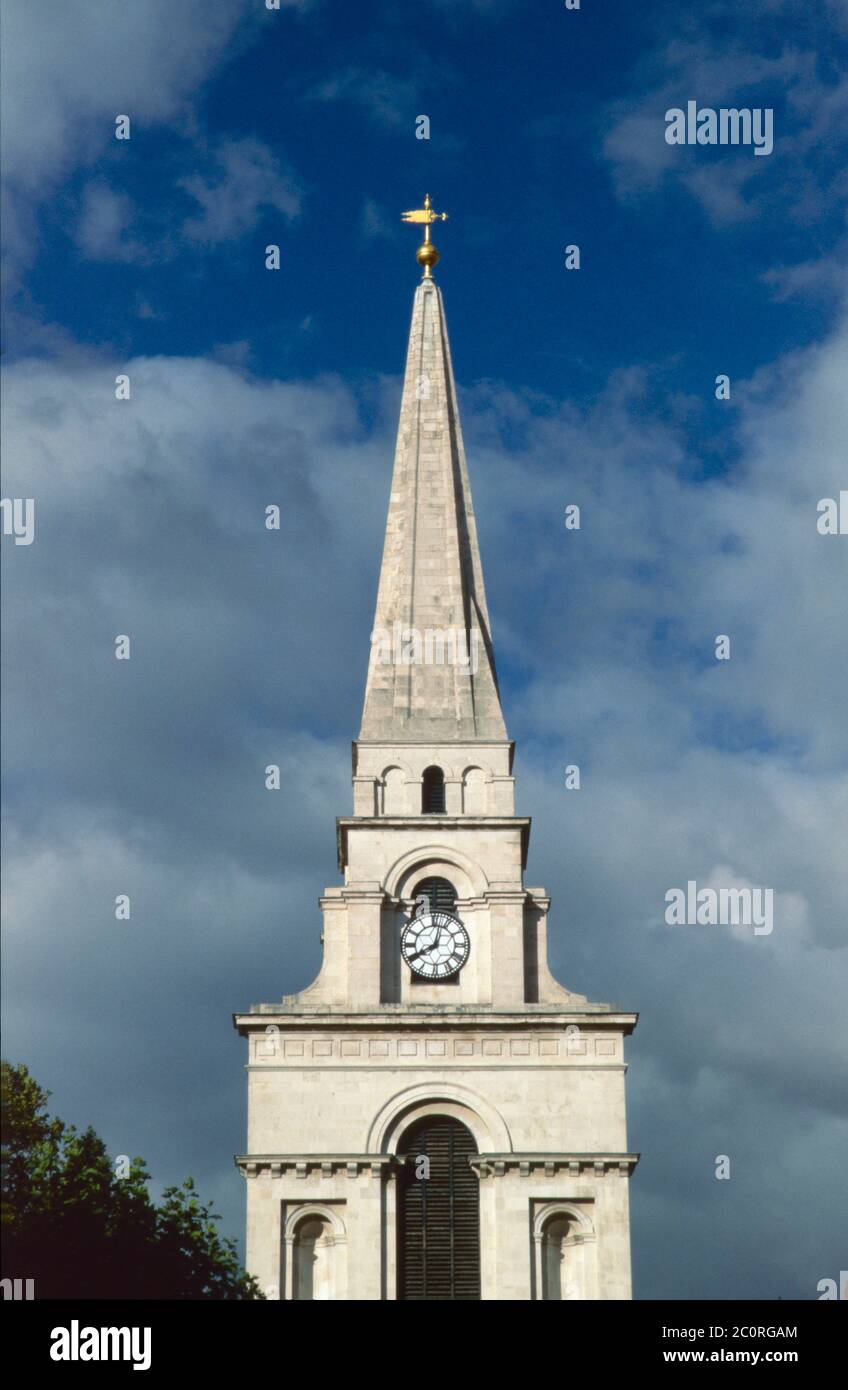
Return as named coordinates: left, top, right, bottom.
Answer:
left=397, top=1115, right=480, bottom=1300
left=413, top=877, right=457, bottom=914
left=422, top=767, right=446, bottom=813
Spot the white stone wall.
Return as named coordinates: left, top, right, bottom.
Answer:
left=241, top=1041, right=634, bottom=1300
left=246, top=1044, right=630, bottom=1154
left=353, top=741, right=516, bottom=817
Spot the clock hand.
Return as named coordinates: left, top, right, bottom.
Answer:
left=406, top=930, right=438, bottom=962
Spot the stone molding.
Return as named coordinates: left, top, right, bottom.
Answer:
left=246, top=1032, right=628, bottom=1062
left=382, top=841, right=489, bottom=898
left=470, top=1153, right=639, bottom=1177
left=336, top=815, right=531, bottom=871
left=236, top=1007, right=635, bottom=1026
left=236, top=1152, right=639, bottom=1179
left=367, top=1080, right=513, bottom=1154
left=237, top=1154, right=393, bottom=1179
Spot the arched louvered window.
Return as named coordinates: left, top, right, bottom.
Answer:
left=413, top=877, right=457, bottom=915
left=422, top=766, right=446, bottom=813
left=397, top=1115, right=480, bottom=1301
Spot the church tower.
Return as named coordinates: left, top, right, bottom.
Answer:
left=234, top=199, right=638, bottom=1301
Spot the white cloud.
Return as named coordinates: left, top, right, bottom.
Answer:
left=681, top=161, right=759, bottom=226
left=180, top=138, right=301, bottom=243
left=0, top=0, right=247, bottom=191
left=0, top=0, right=253, bottom=287
left=464, top=321, right=848, bottom=769
left=763, top=241, right=848, bottom=305
left=601, top=15, right=846, bottom=231
left=75, top=182, right=148, bottom=263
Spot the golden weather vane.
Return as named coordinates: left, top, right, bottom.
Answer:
left=401, top=193, right=448, bottom=278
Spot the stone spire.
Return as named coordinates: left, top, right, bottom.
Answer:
left=359, top=275, right=508, bottom=743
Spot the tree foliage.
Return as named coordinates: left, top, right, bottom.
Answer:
left=1, top=1060, right=262, bottom=1299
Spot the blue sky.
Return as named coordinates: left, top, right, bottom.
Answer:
left=2, top=0, right=847, bottom=1300
left=17, top=2, right=844, bottom=399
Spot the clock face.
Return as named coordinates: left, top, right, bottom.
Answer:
left=401, top=910, right=470, bottom=979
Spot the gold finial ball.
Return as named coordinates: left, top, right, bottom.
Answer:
left=416, top=241, right=440, bottom=271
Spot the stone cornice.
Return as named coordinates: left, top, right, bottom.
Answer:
left=236, top=1154, right=395, bottom=1179
left=336, top=816, right=531, bottom=871
left=233, top=1008, right=638, bottom=1035
left=470, top=1153, right=640, bottom=1178
left=234, top=1152, right=639, bottom=1179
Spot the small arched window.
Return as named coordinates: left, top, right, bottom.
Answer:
left=422, top=766, right=446, bottom=813
left=413, top=877, right=457, bottom=915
